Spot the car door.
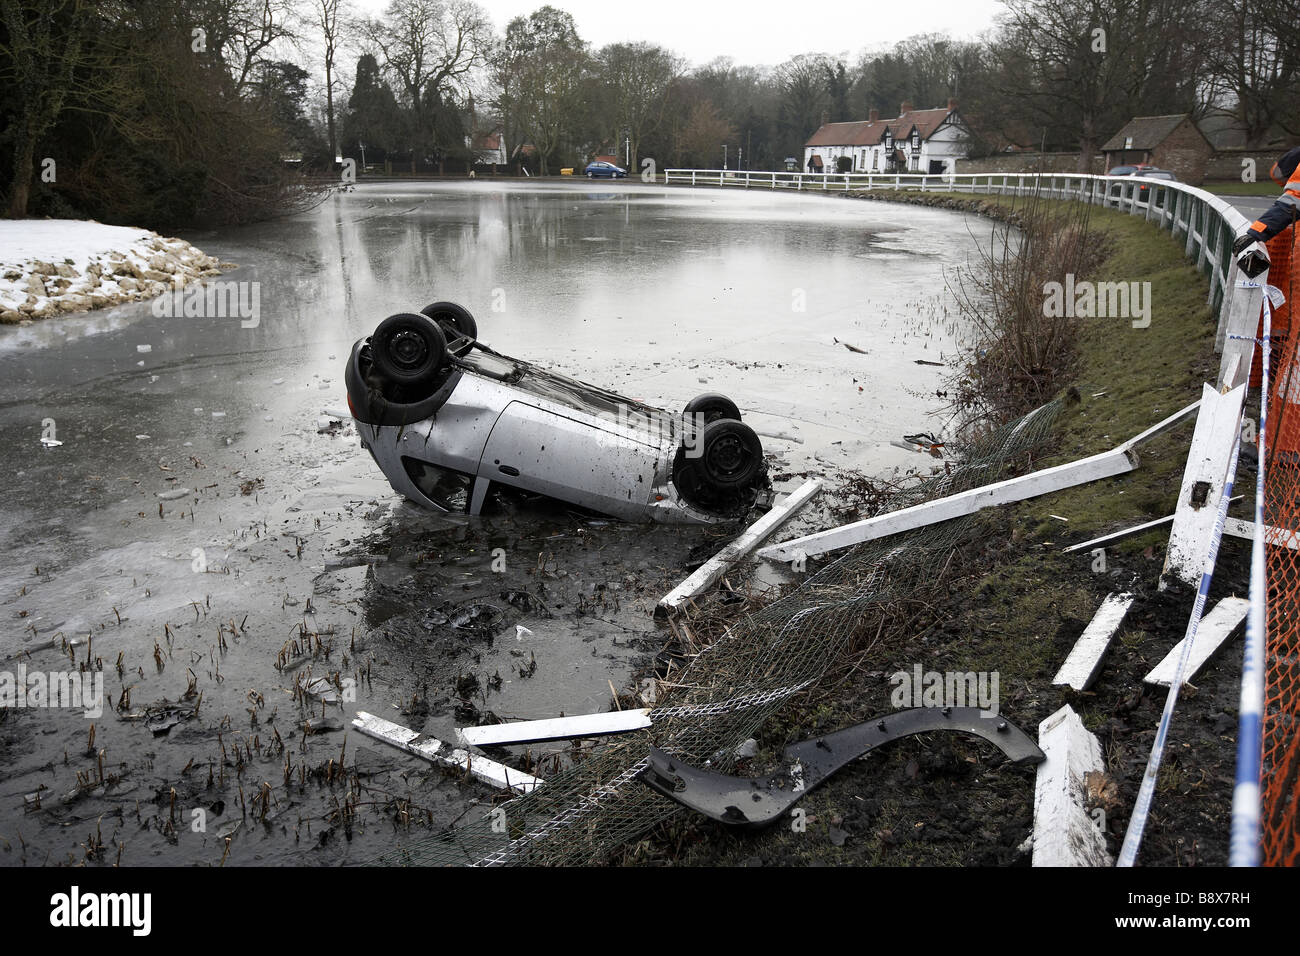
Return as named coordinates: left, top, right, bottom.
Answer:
left=478, top=401, right=661, bottom=520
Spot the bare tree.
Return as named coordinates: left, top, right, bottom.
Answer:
left=311, top=0, right=350, bottom=160
left=494, top=6, right=589, bottom=175
left=675, top=100, right=736, bottom=168
left=598, top=42, right=683, bottom=171
left=194, top=0, right=303, bottom=93
left=775, top=53, right=832, bottom=156
left=993, top=0, right=1203, bottom=169
left=1201, top=0, right=1300, bottom=141
left=363, top=0, right=491, bottom=172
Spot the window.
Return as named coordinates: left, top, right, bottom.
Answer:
left=909, top=154, right=919, bottom=171
left=872, top=150, right=878, bottom=170
left=911, top=130, right=919, bottom=149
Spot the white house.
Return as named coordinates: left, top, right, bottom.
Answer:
left=803, top=100, right=969, bottom=175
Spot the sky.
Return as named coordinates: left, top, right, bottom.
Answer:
left=352, top=0, right=1008, bottom=67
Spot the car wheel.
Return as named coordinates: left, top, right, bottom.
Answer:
left=683, top=392, right=741, bottom=428
left=420, top=301, right=477, bottom=355
left=698, top=419, right=763, bottom=489
left=587, top=172, right=594, bottom=178
left=370, top=312, right=448, bottom=390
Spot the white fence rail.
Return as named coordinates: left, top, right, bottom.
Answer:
left=662, top=169, right=1251, bottom=324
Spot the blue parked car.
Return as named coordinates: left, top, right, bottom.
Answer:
left=584, top=161, right=627, bottom=179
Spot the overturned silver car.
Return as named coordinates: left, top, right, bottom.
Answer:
left=344, top=303, right=767, bottom=523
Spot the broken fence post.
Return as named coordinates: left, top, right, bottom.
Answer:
left=458, top=709, right=652, bottom=748
left=1216, top=280, right=1264, bottom=385
left=1032, top=705, right=1113, bottom=867
left=1162, top=383, right=1247, bottom=587
left=1223, top=518, right=1300, bottom=550
left=1062, top=515, right=1174, bottom=553
left=1052, top=592, right=1135, bottom=691
left=758, top=402, right=1199, bottom=563
left=1144, top=596, right=1250, bottom=687
left=351, top=711, right=542, bottom=794
left=659, top=478, right=821, bottom=613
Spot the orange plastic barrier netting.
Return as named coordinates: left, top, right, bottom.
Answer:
left=1260, top=224, right=1300, bottom=866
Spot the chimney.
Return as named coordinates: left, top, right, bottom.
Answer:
left=821, top=110, right=829, bottom=127
left=869, top=108, right=879, bottom=122
left=900, top=100, right=913, bottom=115
left=948, top=98, right=958, bottom=112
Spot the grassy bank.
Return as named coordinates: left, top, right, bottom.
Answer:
left=1200, top=181, right=1279, bottom=197
left=629, top=189, right=1247, bottom=867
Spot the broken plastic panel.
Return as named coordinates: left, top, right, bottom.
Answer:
left=638, top=707, right=1043, bottom=828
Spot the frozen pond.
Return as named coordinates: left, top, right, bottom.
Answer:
left=0, top=179, right=983, bottom=865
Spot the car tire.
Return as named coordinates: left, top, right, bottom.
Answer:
left=698, top=419, right=763, bottom=489
left=684, top=393, right=741, bottom=425
left=587, top=171, right=594, bottom=178
left=370, top=312, right=448, bottom=389
left=420, top=301, right=477, bottom=355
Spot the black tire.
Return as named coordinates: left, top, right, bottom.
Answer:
left=420, top=301, right=477, bottom=355
left=683, top=392, right=742, bottom=428
left=587, top=171, right=594, bottom=178
left=698, top=419, right=763, bottom=489
left=370, top=312, right=448, bottom=389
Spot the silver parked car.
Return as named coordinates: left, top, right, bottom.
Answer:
left=344, top=303, right=767, bottom=522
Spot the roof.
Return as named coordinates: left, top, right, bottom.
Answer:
left=474, top=131, right=502, bottom=150
left=804, top=107, right=957, bottom=148
left=1197, top=109, right=1252, bottom=150
left=1101, top=114, right=1199, bottom=152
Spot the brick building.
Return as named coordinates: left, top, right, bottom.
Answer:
left=1100, top=114, right=1214, bottom=184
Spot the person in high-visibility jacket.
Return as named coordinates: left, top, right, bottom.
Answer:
left=1233, top=147, right=1300, bottom=275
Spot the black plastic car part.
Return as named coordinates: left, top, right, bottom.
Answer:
left=638, top=707, right=1044, bottom=829
left=344, top=338, right=462, bottom=426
